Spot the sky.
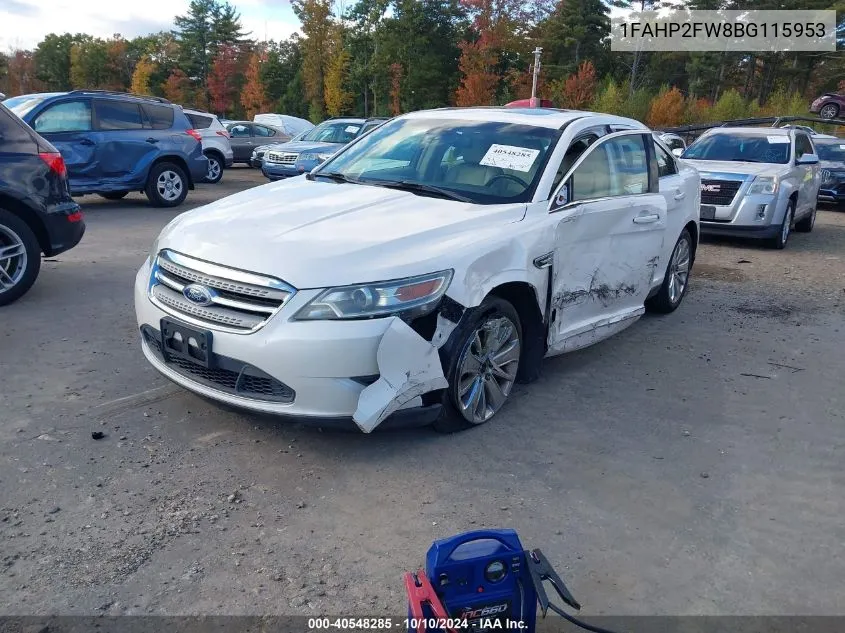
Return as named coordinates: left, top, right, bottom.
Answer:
left=0, top=0, right=302, bottom=51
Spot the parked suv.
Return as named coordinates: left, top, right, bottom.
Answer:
left=815, top=137, right=845, bottom=205
left=681, top=127, right=820, bottom=249
left=3, top=91, right=208, bottom=207
left=262, top=117, right=387, bottom=180
left=135, top=108, right=699, bottom=433
left=183, top=108, right=233, bottom=184
left=0, top=102, right=84, bottom=305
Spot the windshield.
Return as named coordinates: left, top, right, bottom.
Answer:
left=301, top=120, right=364, bottom=144
left=682, top=133, right=790, bottom=164
left=314, top=117, right=559, bottom=204
left=816, top=142, right=845, bottom=161
left=3, top=93, right=54, bottom=118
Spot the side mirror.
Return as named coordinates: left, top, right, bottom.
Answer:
left=797, top=153, right=819, bottom=165
left=672, top=148, right=684, bottom=157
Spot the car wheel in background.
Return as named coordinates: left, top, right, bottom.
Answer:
left=819, top=103, right=840, bottom=119
left=770, top=200, right=794, bottom=249
left=434, top=296, right=522, bottom=433
left=145, top=162, right=189, bottom=208
left=646, top=228, right=693, bottom=314
left=0, top=208, right=41, bottom=307
left=795, top=205, right=816, bottom=233
left=203, top=154, right=223, bottom=184
left=99, top=191, right=129, bottom=200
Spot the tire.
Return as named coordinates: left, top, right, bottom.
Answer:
left=433, top=297, right=522, bottom=433
left=645, top=228, right=693, bottom=314
left=99, top=191, right=129, bottom=200
left=0, top=208, right=42, bottom=307
left=203, top=153, right=224, bottom=184
left=145, top=162, right=189, bottom=208
left=819, top=103, right=840, bottom=119
left=794, top=204, right=816, bottom=233
left=769, top=200, right=794, bottom=249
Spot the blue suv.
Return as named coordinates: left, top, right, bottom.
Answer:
left=4, top=91, right=208, bottom=207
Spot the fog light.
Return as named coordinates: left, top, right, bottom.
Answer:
left=756, top=204, right=767, bottom=220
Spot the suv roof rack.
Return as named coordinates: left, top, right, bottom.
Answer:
left=67, top=90, right=170, bottom=104
left=659, top=115, right=845, bottom=143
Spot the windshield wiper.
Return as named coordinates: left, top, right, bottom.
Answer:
left=367, top=180, right=475, bottom=203
left=307, top=171, right=359, bottom=184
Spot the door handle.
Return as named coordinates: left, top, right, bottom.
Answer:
left=79, top=138, right=95, bottom=146
left=673, top=190, right=686, bottom=200
left=146, top=137, right=160, bottom=144
left=633, top=213, right=660, bottom=224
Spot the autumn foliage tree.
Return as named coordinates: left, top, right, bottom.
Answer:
left=324, top=33, right=353, bottom=116
left=162, top=68, right=191, bottom=104
left=131, top=55, right=156, bottom=95
left=647, top=86, right=685, bottom=128
left=241, top=51, right=268, bottom=118
left=389, top=63, right=402, bottom=115
left=207, top=44, right=241, bottom=115
left=554, top=60, right=596, bottom=109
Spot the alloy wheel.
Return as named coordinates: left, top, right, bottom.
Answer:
left=820, top=104, right=839, bottom=119
left=206, top=158, right=221, bottom=182
left=157, top=170, right=184, bottom=202
left=456, top=315, right=520, bottom=424
left=667, top=234, right=691, bottom=305
left=0, top=225, right=28, bottom=294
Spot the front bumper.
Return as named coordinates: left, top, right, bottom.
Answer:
left=699, top=221, right=781, bottom=239
left=133, top=258, right=440, bottom=427
left=188, top=154, right=210, bottom=187
left=261, top=162, right=303, bottom=180
left=818, top=185, right=845, bottom=203
left=43, top=201, right=85, bottom=256
left=699, top=187, right=787, bottom=240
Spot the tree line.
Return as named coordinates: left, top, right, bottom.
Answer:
left=0, top=0, right=843, bottom=127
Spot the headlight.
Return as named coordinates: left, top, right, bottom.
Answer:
left=294, top=270, right=453, bottom=320
left=148, top=235, right=161, bottom=264
left=300, top=152, right=333, bottom=164
left=748, top=176, right=778, bottom=195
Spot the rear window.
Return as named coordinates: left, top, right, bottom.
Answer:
left=186, top=113, right=213, bottom=129
left=0, top=105, right=36, bottom=143
left=141, top=104, right=175, bottom=130
left=95, top=100, right=144, bottom=130
left=253, top=125, right=275, bottom=137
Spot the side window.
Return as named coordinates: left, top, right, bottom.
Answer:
left=33, top=101, right=92, bottom=133
left=253, top=125, right=274, bottom=137
left=655, top=143, right=678, bottom=178
left=140, top=104, right=175, bottom=129
left=667, top=137, right=685, bottom=152
left=552, top=134, right=598, bottom=191
left=94, top=100, right=143, bottom=130
left=570, top=135, right=649, bottom=201
left=186, top=113, right=213, bottom=129
left=795, top=134, right=813, bottom=159
left=229, top=124, right=251, bottom=138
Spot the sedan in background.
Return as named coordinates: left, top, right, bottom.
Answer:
left=809, top=92, right=845, bottom=120
left=226, top=121, right=290, bottom=164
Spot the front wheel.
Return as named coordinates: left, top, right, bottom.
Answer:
left=145, top=162, right=188, bottom=208
left=794, top=205, right=816, bottom=233
left=819, top=103, right=840, bottom=119
left=769, top=201, right=794, bottom=249
left=645, top=228, right=693, bottom=314
left=434, top=297, right=522, bottom=433
left=0, top=209, right=42, bottom=307
left=203, top=154, right=223, bottom=184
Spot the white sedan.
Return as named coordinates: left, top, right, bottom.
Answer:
left=134, top=107, right=700, bottom=432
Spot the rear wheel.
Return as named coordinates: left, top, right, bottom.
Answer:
left=819, top=103, right=840, bottom=119
left=794, top=205, right=816, bottom=233
left=145, top=162, right=188, bottom=208
left=434, top=297, right=522, bottom=433
left=0, top=209, right=41, bottom=306
left=99, top=191, right=129, bottom=200
left=645, top=228, right=693, bottom=314
left=770, top=201, right=794, bottom=249
left=203, top=153, right=223, bottom=184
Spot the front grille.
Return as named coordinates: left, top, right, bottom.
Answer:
left=265, top=151, right=298, bottom=165
left=149, top=250, right=295, bottom=333
left=143, top=327, right=294, bottom=403
left=700, top=179, right=742, bottom=206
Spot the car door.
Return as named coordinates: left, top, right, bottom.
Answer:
left=30, top=98, right=96, bottom=190
left=547, top=131, right=667, bottom=354
left=227, top=123, right=254, bottom=161
left=794, top=133, right=818, bottom=217
left=92, top=99, right=158, bottom=187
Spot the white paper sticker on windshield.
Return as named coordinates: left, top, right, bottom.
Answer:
left=840, top=144, right=845, bottom=150
left=767, top=136, right=790, bottom=144
left=345, top=125, right=361, bottom=134
left=479, top=144, right=540, bottom=172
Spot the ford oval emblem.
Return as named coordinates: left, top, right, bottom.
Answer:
left=183, top=283, right=215, bottom=306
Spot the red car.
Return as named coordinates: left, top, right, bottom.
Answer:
left=809, top=92, right=845, bottom=119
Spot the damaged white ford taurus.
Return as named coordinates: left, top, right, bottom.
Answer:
left=134, top=107, right=700, bottom=433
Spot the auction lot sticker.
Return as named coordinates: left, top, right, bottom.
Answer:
left=480, top=145, right=540, bottom=172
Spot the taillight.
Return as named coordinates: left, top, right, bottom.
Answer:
left=67, top=211, right=83, bottom=223
left=215, top=130, right=230, bottom=138
left=39, top=151, right=67, bottom=178
left=186, top=129, right=202, bottom=142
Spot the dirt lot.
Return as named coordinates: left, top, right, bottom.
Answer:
left=2, top=167, right=844, bottom=616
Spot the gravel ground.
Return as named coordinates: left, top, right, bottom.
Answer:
left=1, top=167, right=843, bottom=617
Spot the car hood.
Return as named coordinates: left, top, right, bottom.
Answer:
left=264, top=140, right=342, bottom=154
left=682, top=160, right=785, bottom=178
left=819, top=160, right=845, bottom=171
left=156, top=178, right=526, bottom=289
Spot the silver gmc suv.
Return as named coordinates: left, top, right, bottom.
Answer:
left=681, top=127, right=821, bottom=249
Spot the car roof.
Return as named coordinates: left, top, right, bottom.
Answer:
left=183, top=108, right=218, bottom=118
left=709, top=127, right=791, bottom=136
left=811, top=136, right=844, bottom=144
left=400, top=107, right=647, bottom=130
